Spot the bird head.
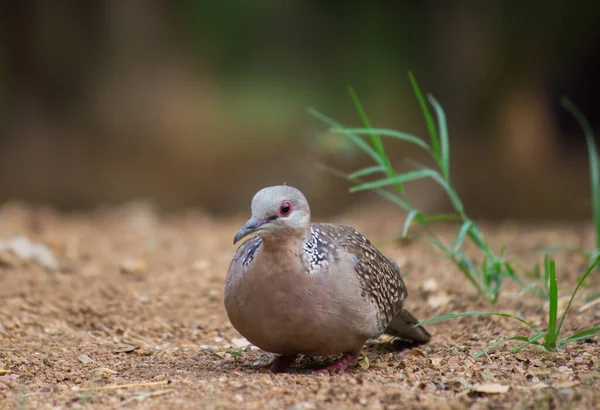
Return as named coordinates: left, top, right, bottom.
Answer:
left=233, top=185, right=311, bottom=244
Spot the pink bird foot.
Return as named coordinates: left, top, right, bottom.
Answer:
left=314, top=353, right=357, bottom=374
left=255, top=354, right=298, bottom=373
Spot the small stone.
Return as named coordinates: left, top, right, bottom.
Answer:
left=134, top=348, right=153, bottom=356
left=192, top=259, right=210, bottom=271
left=471, top=383, right=509, bottom=394
left=77, top=354, right=94, bottom=364
left=421, top=278, right=439, bottom=293
left=554, top=381, right=579, bottom=389
left=290, top=402, right=317, bottom=410
left=427, top=293, right=452, bottom=309
left=557, top=366, right=572, bottom=373
left=527, top=382, right=548, bottom=390
left=120, top=257, right=147, bottom=274
left=37, top=383, right=52, bottom=393
left=0, top=236, right=58, bottom=270
left=206, top=289, right=220, bottom=300
left=231, top=337, right=250, bottom=348
left=114, top=343, right=138, bottom=354
left=92, top=367, right=117, bottom=377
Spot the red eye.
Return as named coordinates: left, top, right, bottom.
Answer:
left=278, top=201, right=293, bottom=217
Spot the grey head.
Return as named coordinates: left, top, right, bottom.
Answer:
left=233, top=185, right=311, bottom=245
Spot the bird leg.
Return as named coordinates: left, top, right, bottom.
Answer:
left=256, top=354, right=298, bottom=373
left=314, top=353, right=357, bottom=374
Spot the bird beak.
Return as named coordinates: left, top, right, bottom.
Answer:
left=233, top=217, right=267, bottom=244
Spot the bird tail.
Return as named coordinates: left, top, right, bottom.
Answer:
left=384, top=308, right=431, bottom=344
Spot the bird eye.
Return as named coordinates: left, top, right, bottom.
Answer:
left=278, top=201, right=293, bottom=217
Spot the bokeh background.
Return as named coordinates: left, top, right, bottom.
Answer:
left=0, top=0, right=599, bottom=220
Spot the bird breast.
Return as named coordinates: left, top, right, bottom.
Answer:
left=224, top=245, right=381, bottom=356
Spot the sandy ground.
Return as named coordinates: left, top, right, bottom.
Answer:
left=0, top=202, right=598, bottom=409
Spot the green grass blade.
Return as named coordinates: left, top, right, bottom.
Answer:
left=519, top=283, right=542, bottom=297
left=487, top=259, right=507, bottom=285
left=544, top=259, right=558, bottom=350
left=337, top=131, right=386, bottom=167
left=351, top=168, right=466, bottom=215
left=543, top=254, right=551, bottom=292
left=545, top=257, right=558, bottom=349
left=454, top=251, right=485, bottom=294
left=332, top=128, right=431, bottom=151
left=308, top=107, right=385, bottom=167
left=347, top=88, right=382, bottom=152
left=402, top=209, right=421, bottom=238
left=535, top=244, right=583, bottom=253
left=513, top=332, right=545, bottom=353
left=316, top=164, right=358, bottom=183
left=350, top=169, right=437, bottom=192
left=454, top=220, right=474, bottom=253
left=430, top=172, right=466, bottom=216
left=408, top=72, right=440, bottom=164
left=428, top=94, right=450, bottom=179
left=419, top=231, right=449, bottom=253
left=472, top=335, right=534, bottom=359
left=348, top=88, right=394, bottom=173
left=556, top=255, right=600, bottom=337
left=376, top=190, right=450, bottom=251
left=504, top=262, right=522, bottom=283
left=465, top=223, right=494, bottom=259
left=527, top=331, right=546, bottom=343
left=414, top=311, right=541, bottom=333
left=527, top=262, right=542, bottom=280
left=559, top=333, right=600, bottom=347
left=481, top=262, right=502, bottom=303
left=402, top=158, right=466, bottom=215
left=348, top=165, right=386, bottom=180
left=372, top=189, right=412, bottom=211
left=423, top=213, right=461, bottom=223
left=557, top=326, right=600, bottom=348
left=561, top=97, right=600, bottom=252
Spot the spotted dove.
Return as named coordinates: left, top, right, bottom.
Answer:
left=224, top=185, right=430, bottom=373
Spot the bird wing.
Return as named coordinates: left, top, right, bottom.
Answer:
left=310, top=223, right=408, bottom=328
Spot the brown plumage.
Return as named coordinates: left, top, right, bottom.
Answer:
left=225, top=185, right=430, bottom=373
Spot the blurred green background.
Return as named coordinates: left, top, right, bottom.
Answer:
left=0, top=0, right=598, bottom=220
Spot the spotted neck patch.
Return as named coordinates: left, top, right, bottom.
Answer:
left=302, top=226, right=332, bottom=273
left=241, top=237, right=262, bottom=267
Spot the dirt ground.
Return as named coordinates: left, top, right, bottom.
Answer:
left=0, top=201, right=598, bottom=409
